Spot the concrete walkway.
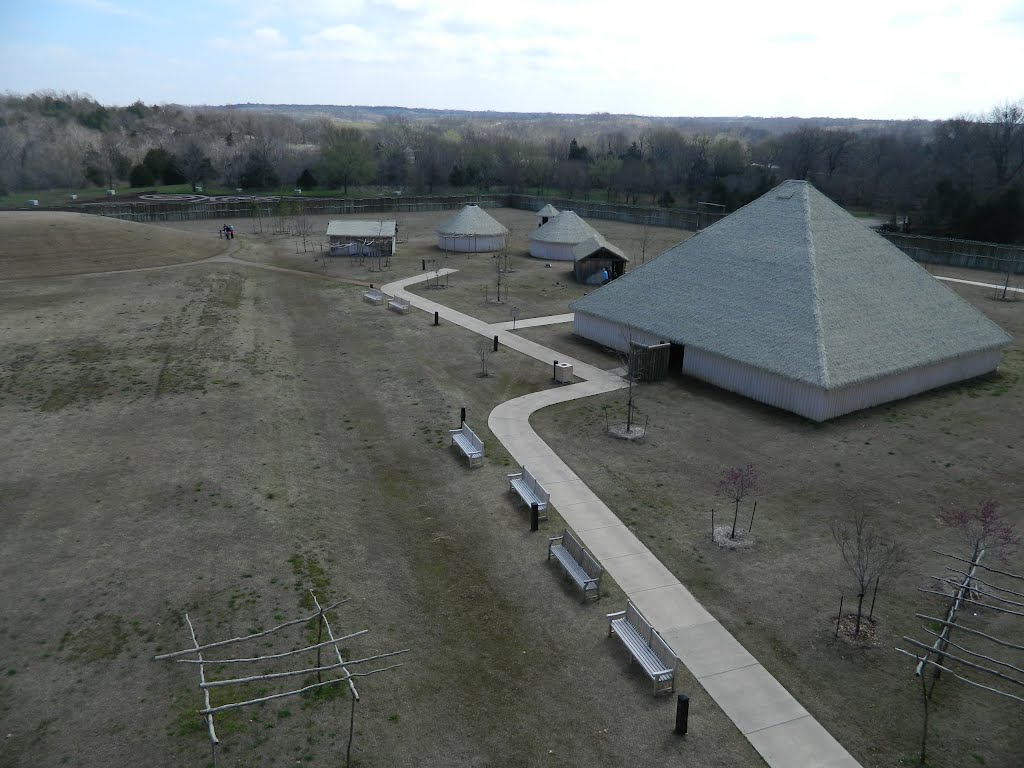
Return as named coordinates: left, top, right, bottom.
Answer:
left=382, top=270, right=861, bottom=768
left=492, top=312, right=574, bottom=330
left=935, top=275, right=1024, bottom=294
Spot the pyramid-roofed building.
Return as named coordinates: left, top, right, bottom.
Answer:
left=437, top=204, right=508, bottom=252
left=529, top=211, right=601, bottom=260
left=570, top=180, right=1012, bottom=421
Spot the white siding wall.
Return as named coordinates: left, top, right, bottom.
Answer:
left=818, top=349, right=1003, bottom=420
left=682, top=347, right=827, bottom=418
left=572, top=312, right=667, bottom=352
left=683, top=346, right=1003, bottom=421
left=437, top=234, right=506, bottom=253
left=529, top=241, right=576, bottom=260
left=577, top=313, right=1004, bottom=421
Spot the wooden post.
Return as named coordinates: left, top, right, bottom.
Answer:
left=530, top=503, right=539, bottom=532
left=835, top=595, right=844, bottom=638
left=316, top=608, right=324, bottom=684
left=711, top=508, right=714, bottom=541
left=674, top=693, right=689, bottom=736
left=748, top=500, right=757, bottom=533
left=869, top=577, right=880, bottom=620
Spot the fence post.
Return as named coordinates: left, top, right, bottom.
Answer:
left=674, top=693, right=689, bottom=736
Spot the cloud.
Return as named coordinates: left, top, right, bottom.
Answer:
left=209, top=25, right=288, bottom=53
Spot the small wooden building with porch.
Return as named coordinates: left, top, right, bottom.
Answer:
left=573, top=235, right=629, bottom=285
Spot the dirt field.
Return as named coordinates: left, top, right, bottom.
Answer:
left=2, top=210, right=1021, bottom=768
left=155, top=208, right=687, bottom=322
left=0, top=212, right=229, bottom=278
left=0, top=216, right=759, bottom=768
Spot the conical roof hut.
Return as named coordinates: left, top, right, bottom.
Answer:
left=437, top=205, right=508, bottom=252
left=528, top=211, right=600, bottom=260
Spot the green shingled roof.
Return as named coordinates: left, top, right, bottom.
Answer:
left=570, top=180, right=1012, bottom=389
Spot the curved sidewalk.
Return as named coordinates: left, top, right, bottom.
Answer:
left=383, top=270, right=860, bottom=768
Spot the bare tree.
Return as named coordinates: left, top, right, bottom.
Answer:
left=476, top=339, right=492, bottom=377
left=897, top=517, right=1022, bottom=765
left=831, top=511, right=907, bottom=637
left=294, top=204, right=313, bottom=253
left=715, top=464, right=760, bottom=540
left=942, top=499, right=1020, bottom=564
left=980, top=100, right=1024, bottom=187
left=636, top=215, right=654, bottom=265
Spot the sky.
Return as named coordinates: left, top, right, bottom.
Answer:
left=1, top=0, right=1022, bottom=120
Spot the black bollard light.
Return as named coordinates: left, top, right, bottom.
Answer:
left=530, top=503, right=539, bottom=532
left=493, top=335, right=498, bottom=352
left=674, top=693, right=689, bottom=736
left=460, top=407, right=466, bottom=427
left=434, top=311, right=439, bottom=326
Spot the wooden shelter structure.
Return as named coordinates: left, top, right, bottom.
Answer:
left=573, top=235, right=629, bottom=284
left=327, top=220, right=397, bottom=257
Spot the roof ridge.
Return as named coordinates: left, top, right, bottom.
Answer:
left=804, top=186, right=831, bottom=388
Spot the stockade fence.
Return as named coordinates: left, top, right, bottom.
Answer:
left=68, top=192, right=726, bottom=231
left=64, top=193, right=1023, bottom=275
left=506, top=194, right=726, bottom=230
left=69, top=194, right=506, bottom=224
left=879, top=233, right=1024, bottom=275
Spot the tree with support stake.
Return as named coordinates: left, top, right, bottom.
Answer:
left=714, top=464, right=760, bottom=543
left=830, top=510, right=906, bottom=638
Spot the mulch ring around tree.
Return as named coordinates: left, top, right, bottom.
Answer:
left=833, top=613, right=882, bottom=648
left=712, top=525, right=756, bottom=550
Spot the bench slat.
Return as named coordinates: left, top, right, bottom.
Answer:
left=548, top=530, right=602, bottom=601
left=449, top=424, right=483, bottom=467
left=608, top=601, right=677, bottom=695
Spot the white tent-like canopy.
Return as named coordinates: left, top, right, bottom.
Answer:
left=570, top=180, right=1013, bottom=421
left=528, top=211, right=601, bottom=260
left=437, top=205, right=508, bottom=252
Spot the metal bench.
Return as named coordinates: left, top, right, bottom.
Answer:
left=507, top=466, right=550, bottom=514
left=547, top=529, right=602, bottom=601
left=448, top=422, right=483, bottom=468
left=387, top=296, right=410, bottom=314
left=363, top=289, right=384, bottom=305
left=607, top=600, right=678, bottom=696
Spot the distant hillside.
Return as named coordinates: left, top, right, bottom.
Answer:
left=222, top=103, right=936, bottom=140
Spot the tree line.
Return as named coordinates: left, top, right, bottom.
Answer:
left=1, top=91, right=1021, bottom=243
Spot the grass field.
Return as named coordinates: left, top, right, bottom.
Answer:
left=1, top=209, right=1021, bottom=767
